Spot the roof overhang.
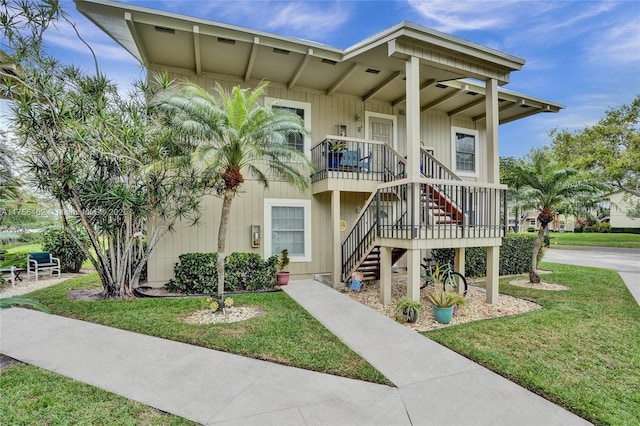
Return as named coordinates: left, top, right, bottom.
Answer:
left=74, top=0, right=564, bottom=123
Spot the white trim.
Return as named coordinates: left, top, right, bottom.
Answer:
left=451, top=126, right=479, bottom=178
left=364, top=111, right=397, bottom=151
left=265, top=97, right=311, bottom=158
left=264, top=198, right=312, bottom=262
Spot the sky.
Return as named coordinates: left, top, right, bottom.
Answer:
left=4, top=0, right=640, bottom=158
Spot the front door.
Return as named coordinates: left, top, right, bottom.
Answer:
left=369, top=116, right=394, bottom=149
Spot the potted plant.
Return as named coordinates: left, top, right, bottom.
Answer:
left=328, top=139, right=347, bottom=170
left=394, top=297, right=422, bottom=323
left=426, top=290, right=465, bottom=324
left=276, top=249, right=290, bottom=285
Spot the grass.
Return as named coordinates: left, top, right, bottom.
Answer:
left=26, top=274, right=390, bottom=386
left=425, top=262, right=640, bottom=426
left=517, top=232, right=640, bottom=248
left=0, top=362, right=196, bottom=425
left=1, top=241, right=95, bottom=269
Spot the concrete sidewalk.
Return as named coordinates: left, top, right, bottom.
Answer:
left=1, top=280, right=589, bottom=425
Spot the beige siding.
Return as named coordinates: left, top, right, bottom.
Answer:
left=609, top=192, right=640, bottom=228
left=146, top=66, right=495, bottom=285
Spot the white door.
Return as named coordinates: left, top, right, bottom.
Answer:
left=370, top=117, right=394, bottom=147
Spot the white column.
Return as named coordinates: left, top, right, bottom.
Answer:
left=406, top=249, right=421, bottom=301
left=379, top=246, right=392, bottom=305
left=486, top=246, right=499, bottom=303
left=331, top=190, right=342, bottom=287
left=454, top=247, right=466, bottom=295
left=405, top=56, right=421, bottom=180
left=486, top=78, right=499, bottom=184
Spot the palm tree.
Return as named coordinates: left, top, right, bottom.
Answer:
left=154, top=81, right=313, bottom=299
left=506, top=149, right=609, bottom=283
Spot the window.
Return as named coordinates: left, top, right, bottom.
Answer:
left=274, top=106, right=305, bottom=152
left=266, top=98, right=311, bottom=157
left=451, top=127, right=479, bottom=177
left=264, top=199, right=311, bottom=262
left=529, top=219, right=536, bottom=227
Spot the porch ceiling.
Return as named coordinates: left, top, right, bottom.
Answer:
left=75, top=0, right=564, bottom=123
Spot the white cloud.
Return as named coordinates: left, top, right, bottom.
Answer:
left=405, top=0, right=521, bottom=32
left=587, top=20, right=640, bottom=64
left=265, top=2, right=349, bottom=38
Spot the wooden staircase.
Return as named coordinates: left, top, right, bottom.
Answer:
left=423, top=184, right=463, bottom=225
left=352, top=246, right=407, bottom=282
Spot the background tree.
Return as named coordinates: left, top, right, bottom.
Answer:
left=154, top=81, right=313, bottom=300
left=551, top=94, right=640, bottom=197
left=500, top=156, right=528, bottom=233
left=1, top=1, right=206, bottom=298
left=507, top=149, right=609, bottom=283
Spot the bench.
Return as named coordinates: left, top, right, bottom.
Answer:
left=27, top=252, right=61, bottom=281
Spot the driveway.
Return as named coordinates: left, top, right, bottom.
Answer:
left=544, top=246, right=640, bottom=305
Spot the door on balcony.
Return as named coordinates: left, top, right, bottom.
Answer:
left=365, top=112, right=397, bottom=151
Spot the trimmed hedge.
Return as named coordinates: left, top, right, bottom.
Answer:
left=611, top=227, right=640, bottom=234
left=431, top=234, right=540, bottom=278
left=166, top=252, right=279, bottom=294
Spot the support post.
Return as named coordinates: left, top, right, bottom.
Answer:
left=486, top=246, right=499, bottom=303
left=405, top=56, right=421, bottom=180
left=379, top=246, right=392, bottom=305
left=331, top=190, right=342, bottom=287
left=486, top=78, right=499, bottom=184
left=406, top=249, right=421, bottom=301
left=454, top=247, right=466, bottom=295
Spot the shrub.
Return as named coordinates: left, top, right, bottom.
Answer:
left=166, top=252, right=217, bottom=294
left=599, top=222, right=611, bottom=233
left=431, top=234, right=538, bottom=278
left=527, top=227, right=536, bottom=233
left=611, top=227, right=640, bottom=234
left=583, top=226, right=592, bottom=233
left=42, top=226, right=89, bottom=273
left=166, top=252, right=278, bottom=294
left=0, top=252, right=27, bottom=268
left=226, top=252, right=278, bottom=292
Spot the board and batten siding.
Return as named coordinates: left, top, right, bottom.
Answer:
left=145, top=67, right=492, bottom=285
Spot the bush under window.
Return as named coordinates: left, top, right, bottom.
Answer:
left=166, top=252, right=278, bottom=294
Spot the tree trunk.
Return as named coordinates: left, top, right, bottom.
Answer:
left=217, top=188, right=235, bottom=299
left=529, top=223, right=548, bottom=283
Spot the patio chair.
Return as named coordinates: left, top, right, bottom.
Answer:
left=339, top=150, right=371, bottom=172
left=27, top=251, right=61, bottom=281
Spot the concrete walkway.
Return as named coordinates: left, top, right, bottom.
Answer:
left=1, top=279, right=588, bottom=425
left=544, top=246, right=640, bottom=305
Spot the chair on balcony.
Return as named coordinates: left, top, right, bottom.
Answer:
left=340, top=150, right=371, bottom=172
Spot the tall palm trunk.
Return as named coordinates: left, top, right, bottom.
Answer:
left=217, top=188, right=234, bottom=299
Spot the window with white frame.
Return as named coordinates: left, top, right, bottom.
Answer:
left=529, top=219, right=536, bottom=227
left=451, top=127, right=479, bottom=177
left=264, top=199, right=311, bottom=262
left=266, top=98, right=311, bottom=157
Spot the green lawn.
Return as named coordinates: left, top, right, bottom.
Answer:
left=426, top=262, right=640, bottom=426
left=0, top=362, right=195, bottom=425
left=516, top=232, right=640, bottom=248
left=26, top=274, right=390, bottom=385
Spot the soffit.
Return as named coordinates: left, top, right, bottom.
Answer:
left=74, top=0, right=563, bottom=123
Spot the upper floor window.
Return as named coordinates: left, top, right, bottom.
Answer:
left=451, top=127, right=479, bottom=177
left=266, top=98, right=311, bottom=157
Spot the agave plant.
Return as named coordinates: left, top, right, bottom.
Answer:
left=426, top=290, right=465, bottom=308
left=0, top=296, right=50, bottom=313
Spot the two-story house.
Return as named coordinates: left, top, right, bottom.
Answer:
left=76, top=0, right=564, bottom=304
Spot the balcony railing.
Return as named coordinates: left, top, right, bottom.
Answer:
left=341, top=178, right=507, bottom=279
left=311, top=136, right=405, bottom=183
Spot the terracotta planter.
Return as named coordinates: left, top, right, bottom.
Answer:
left=276, top=271, right=290, bottom=286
